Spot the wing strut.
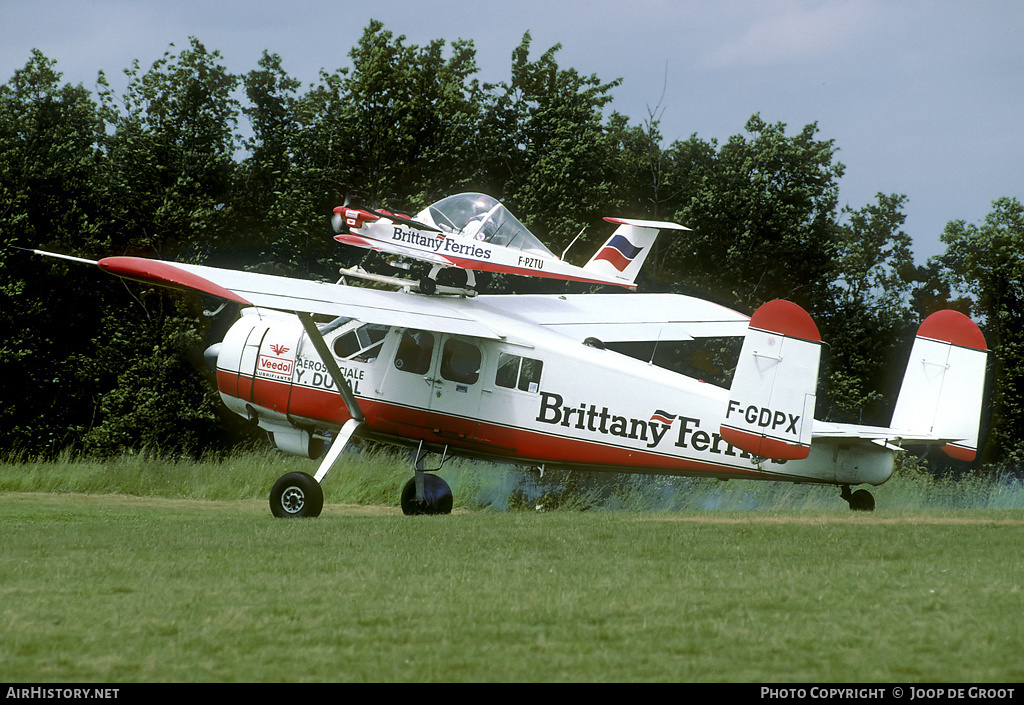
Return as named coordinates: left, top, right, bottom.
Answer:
left=296, top=313, right=365, bottom=484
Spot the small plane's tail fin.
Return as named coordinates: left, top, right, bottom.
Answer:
left=720, top=300, right=822, bottom=460
left=890, top=310, right=988, bottom=461
left=582, top=218, right=690, bottom=289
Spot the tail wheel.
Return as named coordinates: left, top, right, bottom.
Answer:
left=270, top=471, right=324, bottom=518
left=401, top=474, right=453, bottom=516
left=848, top=489, right=875, bottom=511
left=841, top=485, right=876, bottom=512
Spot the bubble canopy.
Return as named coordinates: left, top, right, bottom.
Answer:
left=419, top=193, right=555, bottom=258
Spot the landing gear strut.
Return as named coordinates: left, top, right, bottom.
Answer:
left=841, top=485, right=875, bottom=511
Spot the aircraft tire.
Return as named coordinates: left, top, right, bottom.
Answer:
left=401, top=474, right=453, bottom=516
left=270, top=471, right=324, bottom=518
left=848, top=489, right=875, bottom=512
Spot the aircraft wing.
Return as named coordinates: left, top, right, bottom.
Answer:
left=473, top=293, right=750, bottom=342
left=31, top=250, right=750, bottom=344
left=95, top=255, right=506, bottom=340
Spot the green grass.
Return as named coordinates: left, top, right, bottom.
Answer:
left=1, top=448, right=1023, bottom=682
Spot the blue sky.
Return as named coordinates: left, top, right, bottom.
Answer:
left=4, top=0, right=1022, bottom=263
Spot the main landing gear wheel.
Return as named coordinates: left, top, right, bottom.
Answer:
left=270, top=471, right=324, bottom=518
left=418, top=277, right=437, bottom=295
left=841, top=485, right=875, bottom=512
left=401, top=474, right=453, bottom=516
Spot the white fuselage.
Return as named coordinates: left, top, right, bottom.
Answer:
left=212, top=296, right=896, bottom=488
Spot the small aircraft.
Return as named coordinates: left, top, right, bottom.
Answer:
left=331, top=192, right=690, bottom=294
left=26, top=243, right=989, bottom=517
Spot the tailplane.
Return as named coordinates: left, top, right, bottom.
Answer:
left=890, top=310, right=988, bottom=461
left=720, top=300, right=822, bottom=460
left=582, top=218, right=690, bottom=289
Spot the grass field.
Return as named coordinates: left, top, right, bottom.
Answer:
left=1, top=449, right=1023, bottom=682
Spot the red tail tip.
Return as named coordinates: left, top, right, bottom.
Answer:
left=917, top=310, right=987, bottom=351
left=748, top=299, right=820, bottom=343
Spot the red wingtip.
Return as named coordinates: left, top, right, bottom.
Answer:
left=98, top=257, right=252, bottom=306
left=747, top=299, right=820, bottom=343
left=917, top=310, right=987, bottom=351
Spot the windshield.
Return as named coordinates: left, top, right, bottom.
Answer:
left=420, top=193, right=554, bottom=258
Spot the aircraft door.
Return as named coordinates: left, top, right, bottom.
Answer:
left=378, top=330, right=483, bottom=440
left=379, top=329, right=438, bottom=431
left=237, top=323, right=270, bottom=402
left=426, top=335, right=484, bottom=440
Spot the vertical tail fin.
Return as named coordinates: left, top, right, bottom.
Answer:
left=582, top=218, right=690, bottom=289
left=891, top=310, right=988, bottom=461
left=720, top=300, right=822, bottom=460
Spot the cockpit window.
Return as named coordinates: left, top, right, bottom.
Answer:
left=422, top=193, right=555, bottom=258
left=333, top=324, right=388, bottom=363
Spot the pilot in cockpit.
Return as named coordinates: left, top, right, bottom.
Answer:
left=463, top=196, right=493, bottom=240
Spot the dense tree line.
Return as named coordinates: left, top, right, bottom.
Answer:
left=2, top=21, right=1021, bottom=473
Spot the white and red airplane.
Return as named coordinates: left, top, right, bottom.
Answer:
left=331, top=192, right=689, bottom=293
left=27, top=248, right=988, bottom=517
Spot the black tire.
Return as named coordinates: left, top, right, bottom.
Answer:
left=269, top=472, right=324, bottom=518
left=849, top=489, right=875, bottom=512
left=419, top=277, right=437, bottom=295
left=437, top=268, right=469, bottom=288
left=401, top=474, right=453, bottom=516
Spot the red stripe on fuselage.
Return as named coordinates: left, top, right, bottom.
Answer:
left=225, top=373, right=772, bottom=479
left=441, top=255, right=635, bottom=290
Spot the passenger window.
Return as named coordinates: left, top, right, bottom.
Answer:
left=496, top=352, right=543, bottom=393
left=394, top=330, right=434, bottom=374
left=440, top=339, right=481, bottom=384
left=333, top=324, right=388, bottom=362
left=518, top=357, right=543, bottom=392
left=496, top=353, right=520, bottom=388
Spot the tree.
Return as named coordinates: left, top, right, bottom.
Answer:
left=820, top=193, right=916, bottom=423
left=665, top=115, right=845, bottom=315
left=233, top=51, right=326, bottom=271
left=96, top=37, right=240, bottom=262
left=478, top=33, right=622, bottom=252
left=84, top=39, right=245, bottom=457
left=935, top=197, right=1024, bottom=466
left=294, top=20, right=483, bottom=212
left=0, top=50, right=107, bottom=456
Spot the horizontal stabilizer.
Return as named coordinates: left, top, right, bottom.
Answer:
left=720, top=300, right=822, bottom=460
left=891, top=310, right=988, bottom=461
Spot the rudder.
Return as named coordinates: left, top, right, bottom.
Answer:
left=720, top=300, right=822, bottom=461
left=583, top=218, right=689, bottom=289
left=891, top=310, right=988, bottom=461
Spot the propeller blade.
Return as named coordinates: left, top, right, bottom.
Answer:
left=366, top=208, right=444, bottom=234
